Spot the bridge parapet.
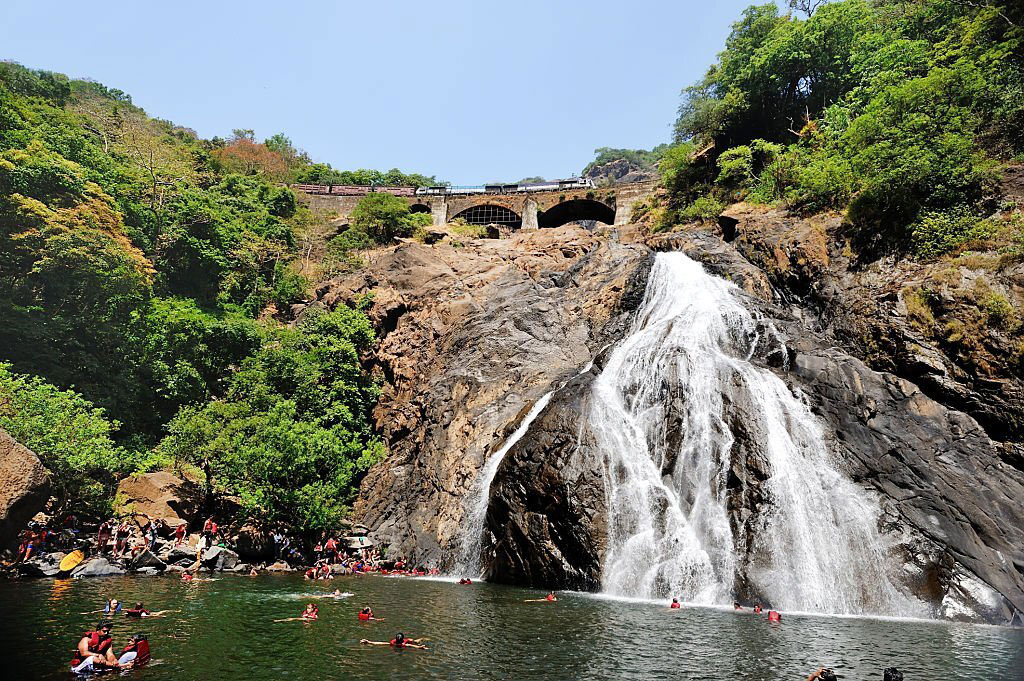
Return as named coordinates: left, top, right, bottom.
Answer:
left=296, top=181, right=657, bottom=230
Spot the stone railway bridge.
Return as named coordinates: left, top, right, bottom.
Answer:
left=298, top=182, right=656, bottom=231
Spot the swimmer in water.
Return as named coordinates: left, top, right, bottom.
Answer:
left=275, top=603, right=318, bottom=623
left=358, top=606, right=381, bottom=620
left=360, top=633, right=428, bottom=649
left=524, top=592, right=557, bottom=602
left=670, top=598, right=681, bottom=609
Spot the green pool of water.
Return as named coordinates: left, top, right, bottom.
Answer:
left=5, top=573, right=1022, bottom=680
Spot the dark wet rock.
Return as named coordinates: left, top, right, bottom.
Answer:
left=71, top=557, right=126, bottom=578
left=232, top=523, right=273, bottom=561
left=19, top=552, right=65, bottom=578
left=321, top=228, right=648, bottom=568
left=483, top=371, right=607, bottom=590
left=0, top=428, right=50, bottom=548
left=201, top=546, right=238, bottom=571
left=129, top=550, right=166, bottom=572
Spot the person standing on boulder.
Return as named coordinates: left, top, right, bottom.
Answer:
left=174, top=522, right=187, bottom=546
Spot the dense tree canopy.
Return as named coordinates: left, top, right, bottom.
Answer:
left=0, top=61, right=392, bottom=531
left=660, top=0, right=1023, bottom=255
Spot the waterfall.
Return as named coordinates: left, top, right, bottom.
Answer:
left=592, top=251, right=919, bottom=616
left=457, top=391, right=556, bottom=576
left=458, top=360, right=596, bottom=577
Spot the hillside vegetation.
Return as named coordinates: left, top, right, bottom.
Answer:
left=653, top=0, right=1022, bottom=257
left=0, top=62, right=430, bottom=529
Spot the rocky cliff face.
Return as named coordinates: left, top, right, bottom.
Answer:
left=309, top=227, right=648, bottom=566
left=0, top=428, right=49, bottom=548
left=309, top=213, right=1024, bottom=625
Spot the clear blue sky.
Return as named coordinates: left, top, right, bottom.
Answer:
left=1, top=0, right=753, bottom=184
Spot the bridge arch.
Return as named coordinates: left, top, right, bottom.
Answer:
left=538, top=199, right=615, bottom=228
left=451, top=204, right=522, bottom=229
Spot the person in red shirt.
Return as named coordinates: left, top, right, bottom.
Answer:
left=174, top=522, right=187, bottom=546
left=670, top=598, right=681, bottom=609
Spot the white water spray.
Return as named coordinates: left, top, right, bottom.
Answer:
left=592, top=252, right=920, bottom=616
left=458, top=361, right=596, bottom=577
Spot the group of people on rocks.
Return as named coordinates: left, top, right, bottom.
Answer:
left=14, top=514, right=81, bottom=563
left=95, top=514, right=166, bottom=558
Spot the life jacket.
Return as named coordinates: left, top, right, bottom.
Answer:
left=754, top=605, right=763, bottom=614
left=305, top=568, right=316, bottom=579
left=545, top=594, right=555, bottom=601
left=304, top=608, right=318, bottom=620
left=670, top=602, right=681, bottom=609
left=121, top=640, right=151, bottom=665
left=125, top=608, right=149, bottom=618
left=358, top=612, right=371, bottom=620
left=768, top=610, right=782, bottom=622
left=70, top=631, right=111, bottom=667
left=390, top=638, right=405, bottom=648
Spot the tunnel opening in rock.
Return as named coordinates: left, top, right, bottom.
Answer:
left=539, top=199, right=615, bottom=228
left=451, top=204, right=522, bottom=229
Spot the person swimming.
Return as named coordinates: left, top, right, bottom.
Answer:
left=458, top=578, right=472, bottom=585
left=358, top=606, right=379, bottom=620
left=733, top=601, right=743, bottom=610
left=524, top=592, right=558, bottom=603
left=753, top=604, right=763, bottom=614
left=768, top=610, right=782, bottom=622
left=670, top=598, right=681, bottom=609
left=125, top=602, right=150, bottom=618
left=360, top=632, right=428, bottom=650
left=116, top=633, right=150, bottom=667
left=274, top=603, right=318, bottom=623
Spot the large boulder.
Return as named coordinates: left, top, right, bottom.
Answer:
left=232, top=523, right=273, bottom=561
left=0, top=428, right=50, bottom=548
left=19, top=552, right=65, bottom=578
left=115, top=472, right=199, bottom=526
left=129, top=550, right=166, bottom=572
left=71, top=556, right=126, bottom=578
left=201, top=546, right=239, bottom=571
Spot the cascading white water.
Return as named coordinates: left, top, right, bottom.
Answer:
left=457, top=391, right=556, bottom=577
left=592, top=251, right=921, bottom=616
left=458, top=361, right=596, bottom=577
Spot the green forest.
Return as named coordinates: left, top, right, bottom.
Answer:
left=653, top=0, right=1023, bottom=257
left=0, top=61, right=435, bottom=532
left=2, top=0, right=1022, bottom=537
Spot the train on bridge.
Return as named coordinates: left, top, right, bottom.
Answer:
left=290, top=177, right=594, bottom=198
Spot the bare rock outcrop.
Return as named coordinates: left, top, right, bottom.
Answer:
left=115, top=472, right=200, bottom=526
left=309, top=227, right=648, bottom=567
left=0, top=428, right=49, bottom=548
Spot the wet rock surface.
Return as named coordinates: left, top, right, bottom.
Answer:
left=307, top=227, right=648, bottom=568
left=313, top=216, right=1024, bottom=624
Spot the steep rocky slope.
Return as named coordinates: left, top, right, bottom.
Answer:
left=309, top=227, right=648, bottom=564
left=308, top=215, right=1024, bottom=625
